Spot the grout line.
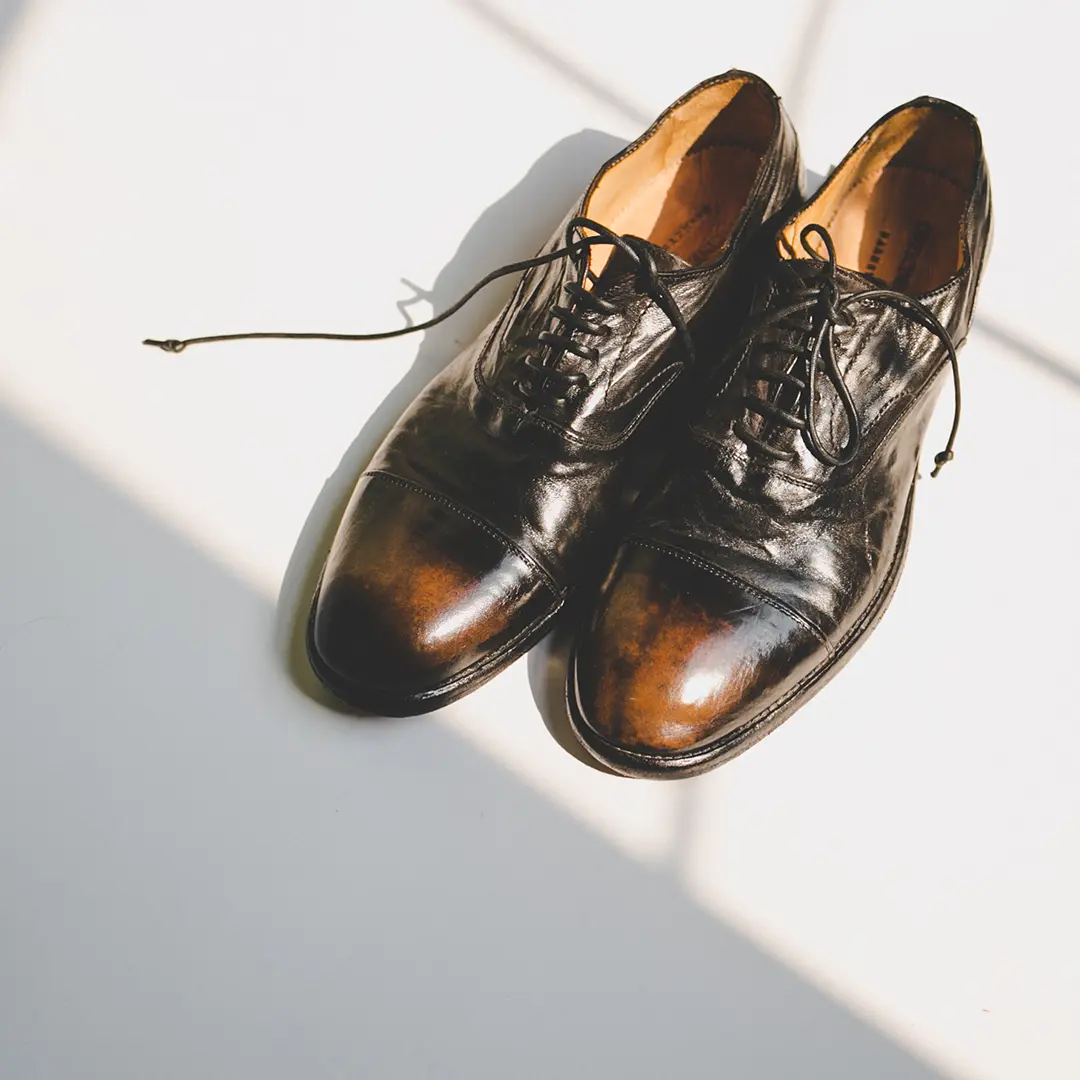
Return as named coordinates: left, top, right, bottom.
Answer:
left=454, top=0, right=653, bottom=126
left=972, top=316, right=1080, bottom=393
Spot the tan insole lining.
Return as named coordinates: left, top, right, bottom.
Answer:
left=809, top=166, right=966, bottom=293
left=598, top=144, right=763, bottom=269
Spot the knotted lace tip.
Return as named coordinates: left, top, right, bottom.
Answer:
left=930, top=449, right=954, bottom=478
left=143, top=338, right=187, bottom=353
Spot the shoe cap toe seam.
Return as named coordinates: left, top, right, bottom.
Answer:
left=626, top=537, right=834, bottom=658
left=364, top=469, right=563, bottom=597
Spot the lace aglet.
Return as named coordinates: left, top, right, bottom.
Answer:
left=930, top=449, right=954, bottom=478
left=143, top=339, right=187, bottom=353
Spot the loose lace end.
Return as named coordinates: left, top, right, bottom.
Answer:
left=137, top=217, right=697, bottom=403
left=144, top=339, right=187, bottom=353
left=930, top=449, right=954, bottom=478
left=733, top=223, right=965, bottom=474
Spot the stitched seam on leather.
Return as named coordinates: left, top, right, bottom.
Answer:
left=474, top=265, right=534, bottom=405
left=715, top=278, right=772, bottom=402
left=704, top=476, right=915, bottom=744
left=774, top=121, right=802, bottom=213
left=363, top=470, right=564, bottom=596
left=478, top=296, right=673, bottom=451
left=690, top=262, right=971, bottom=487
left=660, top=246, right=735, bottom=280
left=694, top=355, right=949, bottom=495
left=596, top=479, right=916, bottom=768
left=617, top=359, right=683, bottom=412
left=842, top=299, right=953, bottom=443
left=720, top=119, right=787, bottom=252
left=598, top=366, right=683, bottom=442
left=626, top=538, right=834, bottom=657
left=472, top=280, right=691, bottom=451
left=595, top=294, right=652, bottom=408
left=477, top=353, right=682, bottom=451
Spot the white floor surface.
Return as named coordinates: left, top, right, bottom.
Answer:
left=1, top=2, right=1078, bottom=1078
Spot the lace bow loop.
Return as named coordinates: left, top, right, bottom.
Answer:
left=733, top=223, right=962, bottom=475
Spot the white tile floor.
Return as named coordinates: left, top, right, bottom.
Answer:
left=1, top=2, right=1078, bottom=1078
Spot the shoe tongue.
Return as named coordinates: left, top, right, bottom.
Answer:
left=591, top=236, right=690, bottom=296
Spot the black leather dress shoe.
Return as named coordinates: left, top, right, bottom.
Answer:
left=568, top=97, right=992, bottom=775
left=300, top=71, right=801, bottom=714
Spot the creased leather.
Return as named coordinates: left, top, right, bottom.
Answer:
left=308, top=70, right=802, bottom=712
left=570, top=97, right=992, bottom=772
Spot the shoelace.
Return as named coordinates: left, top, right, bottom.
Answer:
left=733, top=223, right=962, bottom=477
left=144, top=215, right=695, bottom=411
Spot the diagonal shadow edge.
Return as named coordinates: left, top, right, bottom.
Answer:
left=454, top=0, right=653, bottom=127
left=1, top=402, right=954, bottom=1080
left=449, top=1, right=1080, bottom=400
left=274, top=129, right=630, bottom=708
left=972, top=315, right=1080, bottom=392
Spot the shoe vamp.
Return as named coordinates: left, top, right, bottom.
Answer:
left=366, top=348, right=640, bottom=585
left=631, top=451, right=914, bottom=643
left=481, top=252, right=719, bottom=445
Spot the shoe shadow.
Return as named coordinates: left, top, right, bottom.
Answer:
left=526, top=606, right=616, bottom=773
left=275, top=129, right=628, bottom=708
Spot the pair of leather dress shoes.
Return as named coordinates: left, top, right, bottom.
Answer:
left=149, top=70, right=992, bottom=778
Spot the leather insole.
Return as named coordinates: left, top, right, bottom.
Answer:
left=584, top=78, right=773, bottom=276
left=631, top=144, right=763, bottom=265
left=783, top=104, right=976, bottom=294
left=825, top=165, right=967, bottom=293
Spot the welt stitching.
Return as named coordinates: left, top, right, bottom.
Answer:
left=627, top=538, right=833, bottom=656
left=363, top=470, right=563, bottom=596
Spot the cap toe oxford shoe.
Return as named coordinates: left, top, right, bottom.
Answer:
left=307, top=71, right=802, bottom=714
left=308, top=474, right=561, bottom=714
left=570, top=541, right=825, bottom=766
left=570, top=97, right=992, bottom=776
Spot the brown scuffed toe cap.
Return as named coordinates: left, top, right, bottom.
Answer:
left=309, top=472, right=560, bottom=712
left=571, top=542, right=825, bottom=757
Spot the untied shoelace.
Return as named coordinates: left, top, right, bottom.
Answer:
left=733, top=223, right=962, bottom=476
left=144, top=216, right=696, bottom=411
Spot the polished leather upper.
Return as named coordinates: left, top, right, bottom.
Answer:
left=310, top=71, right=802, bottom=710
left=571, top=97, right=992, bottom=764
